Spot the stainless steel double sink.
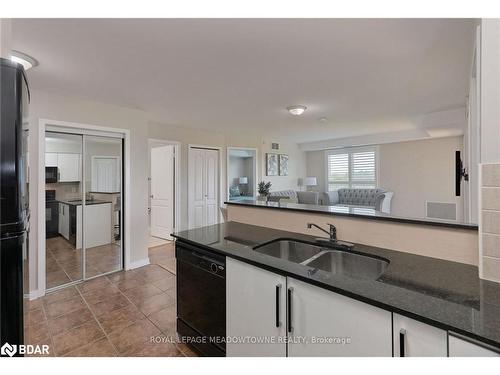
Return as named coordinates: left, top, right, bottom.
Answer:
left=253, top=239, right=389, bottom=280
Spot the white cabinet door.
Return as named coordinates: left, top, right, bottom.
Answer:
left=58, top=153, right=81, bottom=182
left=393, top=314, right=447, bottom=357
left=58, top=203, right=70, bottom=240
left=83, top=203, right=112, bottom=248
left=91, top=156, right=119, bottom=192
left=449, top=334, right=500, bottom=357
left=45, top=153, right=58, bottom=167
left=287, top=277, right=392, bottom=357
left=226, top=258, right=287, bottom=357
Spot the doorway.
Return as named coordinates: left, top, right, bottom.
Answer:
left=226, top=147, right=258, bottom=200
left=43, top=127, right=124, bottom=292
left=148, top=139, right=180, bottom=243
left=188, top=145, right=220, bottom=229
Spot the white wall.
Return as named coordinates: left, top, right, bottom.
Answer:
left=480, top=19, right=500, bottom=164
left=305, top=136, right=464, bottom=220
left=379, top=137, right=464, bottom=220
left=261, top=138, right=306, bottom=192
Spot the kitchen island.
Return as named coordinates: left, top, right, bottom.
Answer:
left=172, top=221, right=500, bottom=357
left=57, top=199, right=113, bottom=249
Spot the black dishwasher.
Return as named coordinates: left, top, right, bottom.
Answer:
left=176, top=242, right=226, bottom=356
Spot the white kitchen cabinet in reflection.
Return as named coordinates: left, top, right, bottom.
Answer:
left=91, top=156, right=120, bottom=193
left=75, top=203, right=112, bottom=249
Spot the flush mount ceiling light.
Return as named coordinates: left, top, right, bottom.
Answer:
left=10, top=50, right=38, bottom=71
left=287, top=105, right=307, bottom=116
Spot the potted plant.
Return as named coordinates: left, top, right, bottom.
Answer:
left=257, top=181, right=272, bottom=201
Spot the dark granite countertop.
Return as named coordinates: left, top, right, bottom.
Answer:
left=57, top=199, right=113, bottom=206
left=172, top=221, right=500, bottom=350
left=225, top=199, right=479, bottom=230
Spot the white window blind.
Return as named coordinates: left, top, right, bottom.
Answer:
left=326, top=147, right=377, bottom=191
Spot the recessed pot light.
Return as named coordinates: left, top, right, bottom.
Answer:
left=10, top=50, right=38, bottom=71
left=319, top=117, right=328, bottom=123
left=287, top=105, right=307, bottom=116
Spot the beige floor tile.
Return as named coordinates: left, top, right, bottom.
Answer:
left=52, top=319, right=105, bottom=356
left=45, top=295, right=86, bottom=319
left=42, top=287, right=79, bottom=306
left=97, top=304, right=144, bottom=335
left=28, top=307, right=47, bottom=325
left=108, top=318, right=161, bottom=354
left=123, top=283, right=163, bottom=306
left=26, top=321, right=51, bottom=344
left=64, top=337, right=117, bottom=357
left=81, top=285, right=121, bottom=305
left=136, top=292, right=175, bottom=316
left=47, top=307, right=94, bottom=336
left=151, top=274, right=176, bottom=292
left=87, top=293, right=131, bottom=316
left=76, top=275, right=113, bottom=293
left=126, top=340, right=184, bottom=357
left=114, top=276, right=148, bottom=292
left=148, top=304, right=176, bottom=335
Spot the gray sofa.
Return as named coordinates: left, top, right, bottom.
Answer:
left=268, top=190, right=319, bottom=204
left=323, top=188, right=393, bottom=214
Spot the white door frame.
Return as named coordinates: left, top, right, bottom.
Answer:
left=148, top=138, right=181, bottom=237
left=226, top=146, right=258, bottom=200
left=188, top=144, right=222, bottom=229
left=34, top=118, right=131, bottom=299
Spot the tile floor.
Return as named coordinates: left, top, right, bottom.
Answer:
left=28, top=242, right=197, bottom=357
left=148, top=235, right=172, bottom=249
left=46, top=236, right=122, bottom=289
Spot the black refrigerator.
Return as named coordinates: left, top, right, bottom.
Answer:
left=0, top=57, right=30, bottom=354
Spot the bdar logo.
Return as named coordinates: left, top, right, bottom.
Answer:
left=1, top=342, right=17, bottom=357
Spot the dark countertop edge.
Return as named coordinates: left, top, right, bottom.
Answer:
left=224, top=201, right=479, bottom=231
left=172, top=235, right=500, bottom=351
left=88, top=191, right=120, bottom=194
left=57, top=200, right=113, bottom=206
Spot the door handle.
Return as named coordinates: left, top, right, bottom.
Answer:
left=287, top=287, right=293, bottom=333
left=275, top=284, right=281, bottom=328
left=399, top=329, right=406, bottom=357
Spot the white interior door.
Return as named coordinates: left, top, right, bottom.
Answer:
left=150, top=145, right=174, bottom=239
left=189, top=147, right=219, bottom=229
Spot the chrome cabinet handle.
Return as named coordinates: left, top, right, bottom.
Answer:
left=399, top=329, right=406, bottom=357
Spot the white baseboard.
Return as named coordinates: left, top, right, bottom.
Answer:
left=126, top=257, right=150, bottom=270
left=29, top=289, right=44, bottom=300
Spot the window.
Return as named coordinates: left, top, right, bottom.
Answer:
left=326, top=147, right=377, bottom=191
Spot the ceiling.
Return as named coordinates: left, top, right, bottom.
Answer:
left=12, top=19, right=476, bottom=143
